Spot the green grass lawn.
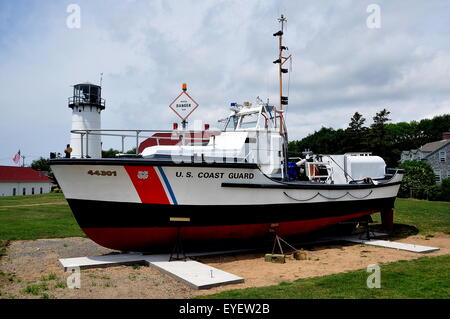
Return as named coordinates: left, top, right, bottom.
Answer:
left=201, top=255, right=450, bottom=299
left=0, top=193, right=85, bottom=240
left=0, top=193, right=66, bottom=207
left=384, top=198, right=450, bottom=234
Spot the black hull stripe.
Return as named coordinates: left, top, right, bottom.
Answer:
left=67, top=197, right=397, bottom=228
left=222, top=181, right=402, bottom=190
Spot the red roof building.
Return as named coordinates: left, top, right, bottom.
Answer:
left=0, top=166, right=52, bottom=182
left=0, top=166, right=53, bottom=197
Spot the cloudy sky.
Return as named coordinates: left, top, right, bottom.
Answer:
left=1, top=0, right=449, bottom=166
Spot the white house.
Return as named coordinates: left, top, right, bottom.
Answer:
left=0, top=166, right=53, bottom=197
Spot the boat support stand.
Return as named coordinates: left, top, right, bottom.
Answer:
left=269, top=223, right=298, bottom=255
left=170, top=227, right=187, bottom=262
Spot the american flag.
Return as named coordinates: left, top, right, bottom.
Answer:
left=12, top=150, right=20, bottom=164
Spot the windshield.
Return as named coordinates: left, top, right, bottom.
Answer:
left=224, top=115, right=239, bottom=131
left=238, top=113, right=259, bottom=129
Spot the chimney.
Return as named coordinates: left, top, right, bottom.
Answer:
left=443, top=132, right=450, bottom=140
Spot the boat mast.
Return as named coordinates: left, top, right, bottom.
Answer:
left=273, top=14, right=291, bottom=135
left=273, top=14, right=292, bottom=180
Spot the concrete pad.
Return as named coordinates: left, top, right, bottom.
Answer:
left=59, top=251, right=244, bottom=289
left=343, top=238, right=440, bottom=253
left=59, top=253, right=147, bottom=270
left=314, top=232, right=388, bottom=245
left=301, top=232, right=438, bottom=253
left=145, top=259, right=244, bottom=290
left=59, top=248, right=253, bottom=270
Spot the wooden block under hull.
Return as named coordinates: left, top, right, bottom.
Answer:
left=264, top=253, right=286, bottom=263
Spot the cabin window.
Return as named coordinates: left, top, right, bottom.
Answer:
left=447, top=169, right=450, bottom=178
left=40, top=187, right=43, bottom=194
left=439, top=151, right=446, bottom=162
left=224, top=115, right=238, bottom=131
left=238, top=113, right=259, bottom=129
left=22, top=188, right=26, bottom=195
left=32, top=188, right=35, bottom=195
left=13, top=188, right=16, bottom=196
left=434, top=169, right=441, bottom=182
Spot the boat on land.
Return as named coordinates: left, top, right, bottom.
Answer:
left=50, top=15, right=403, bottom=252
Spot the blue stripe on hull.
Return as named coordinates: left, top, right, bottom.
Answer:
left=157, top=166, right=178, bottom=205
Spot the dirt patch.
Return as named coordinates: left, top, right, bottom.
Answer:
left=0, top=234, right=449, bottom=299
left=0, top=238, right=194, bottom=299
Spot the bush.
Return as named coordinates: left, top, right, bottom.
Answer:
left=441, top=178, right=450, bottom=201
left=424, top=178, right=450, bottom=202
left=398, top=161, right=435, bottom=198
left=428, top=185, right=443, bottom=201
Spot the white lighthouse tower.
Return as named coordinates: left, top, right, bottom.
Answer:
left=68, top=83, right=105, bottom=158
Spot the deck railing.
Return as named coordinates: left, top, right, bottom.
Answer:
left=70, top=129, right=221, bottom=159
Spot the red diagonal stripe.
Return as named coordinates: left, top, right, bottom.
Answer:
left=124, top=166, right=169, bottom=204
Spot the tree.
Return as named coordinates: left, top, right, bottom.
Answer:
left=348, top=112, right=366, bottom=132
left=30, top=157, right=50, bottom=172
left=292, top=127, right=346, bottom=155
left=344, top=112, right=369, bottom=152
left=288, top=111, right=449, bottom=168
left=102, top=148, right=137, bottom=158
left=418, top=114, right=450, bottom=143
left=102, top=148, right=120, bottom=158
left=398, top=160, right=435, bottom=198
left=371, top=109, right=391, bottom=128
left=30, top=157, right=55, bottom=183
left=369, top=109, right=395, bottom=165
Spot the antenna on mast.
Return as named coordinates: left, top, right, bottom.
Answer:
left=278, top=14, right=287, bottom=32
left=273, top=14, right=292, bottom=181
left=273, top=14, right=292, bottom=135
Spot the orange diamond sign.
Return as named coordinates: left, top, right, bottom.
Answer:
left=169, top=84, right=199, bottom=121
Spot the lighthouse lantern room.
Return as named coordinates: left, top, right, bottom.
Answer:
left=68, top=83, right=105, bottom=158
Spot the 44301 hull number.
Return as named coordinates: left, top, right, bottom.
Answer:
left=87, top=170, right=117, bottom=176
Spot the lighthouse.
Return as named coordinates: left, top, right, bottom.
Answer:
left=68, top=83, right=105, bottom=158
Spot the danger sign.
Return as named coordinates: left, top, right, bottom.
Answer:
left=169, top=83, right=199, bottom=121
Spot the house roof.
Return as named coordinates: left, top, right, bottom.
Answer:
left=0, top=166, right=52, bottom=182
left=402, top=149, right=418, bottom=155
left=420, top=140, right=450, bottom=153
left=423, top=139, right=450, bottom=159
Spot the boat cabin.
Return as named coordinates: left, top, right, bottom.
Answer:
left=140, top=102, right=286, bottom=178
